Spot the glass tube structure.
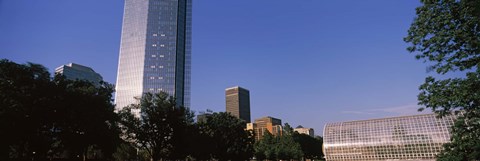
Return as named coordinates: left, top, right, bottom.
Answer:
left=323, top=113, right=457, bottom=161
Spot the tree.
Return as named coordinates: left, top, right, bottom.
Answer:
left=200, top=112, right=254, bottom=161
left=404, top=0, right=480, bottom=74
left=52, top=76, right=120, bottom=160
left=283, top=123, right=294, bottom=135
left=188, top=122, right=215, bottom=160
left=404, top=0, right=480, bottom=160
left=254, top=131, right=275, bottom=160
left=113, top=142, right=150, bottom=161
left=0, top=59, right=120, bottom=160
left=117, top=92, right=194, bottom=161
left=0, top=60, right=52, bottom=160
left=276, top=134, right=303, bottom=160
left=292, top=133, right=324, bottom=160
left=253, top=123, right=303, bottom=161
left=417, top=73, right=480, bottom=160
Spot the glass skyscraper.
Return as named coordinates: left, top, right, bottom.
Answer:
left=115, top=0, right=192, bottom=110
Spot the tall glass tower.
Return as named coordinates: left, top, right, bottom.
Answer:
left=115, top=0, right=192, bottom=110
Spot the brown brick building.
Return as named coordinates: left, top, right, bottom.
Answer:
left=225, top=86, right=251, bottom=123
left=247, top=116, right=283, bottom=141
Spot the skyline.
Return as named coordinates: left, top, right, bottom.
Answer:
left=1, top=0, right=462, bottom=135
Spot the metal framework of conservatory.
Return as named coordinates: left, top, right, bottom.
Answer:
left=323, top=113, right=457, bottom=161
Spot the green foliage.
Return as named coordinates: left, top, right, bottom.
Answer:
left=292, top=133, right=324, bottom=160
left=404, top=0, right=480, bottom=74
left=437, top=112, right=480, bottom=161
left=198, top=112, right=254, bottom=161
left=418, top=71, right=480, bottom=160
left=0, top=59, right=120, bottom=160
left=405, top=0, right=480, bottom=160
left=113, top=142, right=150, bottom=161
left=254, top=124, right=304, bottom=161
left=276, top=134, right=303, bottom=160
left=417, top=71, right=480, bottom=115
left=188, top=122, right=215, bottom=160
left=254, top=132, right=274, bottom=160
left=283, top=123, right=294, bottom=135
left=117, top=92, right=194, bottom=161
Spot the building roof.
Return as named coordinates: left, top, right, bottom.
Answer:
left=225, top=86, right=249, bottom=91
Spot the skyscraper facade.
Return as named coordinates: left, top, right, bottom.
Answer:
left=115, top=0, right=192, bottom=110
left=55, top=63, right=103, bottom=86
left=225, top=86, right=251, bottom=123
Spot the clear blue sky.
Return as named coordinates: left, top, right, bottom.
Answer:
left=1, top=0, right=448, bottom=135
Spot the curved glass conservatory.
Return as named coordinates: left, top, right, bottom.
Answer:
left=323, top=113, right=457, bottom=161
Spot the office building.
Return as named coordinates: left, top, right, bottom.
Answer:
left=55, top=63, right=103, bottom=86
left=196, top=113, right=212, bottom=123
left=247, top=116, right=283, bottom=141
left=115, top=0, right=192, bottom=110
left=323, top=113, right=457, bottom=161
left=294, top=125, right=314, bottom=137
left=225, top=86, right=251, bottom=123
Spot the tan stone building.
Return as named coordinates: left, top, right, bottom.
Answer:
left=225, top=86, right=251, bottom=123
left=294, top=125, right=314, bottom=137
left=247, top=116, right=283, bottom=141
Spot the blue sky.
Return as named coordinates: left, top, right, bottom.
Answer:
left=1, top=0, right=447, bottom=135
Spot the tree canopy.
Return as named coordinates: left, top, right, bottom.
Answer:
left=0, top=59, right=119, bottom=160
left=117, top=92, right=194, bottom=161
left=292, top=132, right=324, bottom=160
left=405, top=0, right=480, bottom=160
left=404, top=0, right=480, bottom=74
left=198, top=112, right=254, bottom=161
left=253, top=123, right=304, bottom=161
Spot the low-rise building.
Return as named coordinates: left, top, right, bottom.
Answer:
left=55, top=63, right=103, bottom=86
left=196, top=113, right=212, bottom=123
left=294, top=125, right=314, bottom=137
left=247, top=116, right=283, bottom=141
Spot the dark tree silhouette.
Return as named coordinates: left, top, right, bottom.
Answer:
left=199, top=112, right=254, bottom=161
left=0, top=59, right=119, bottom=160
left=292, top=133, right=324, bottom=160
left=117, top=92, right=194, bottom=161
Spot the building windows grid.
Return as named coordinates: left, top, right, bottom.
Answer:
left=115, top=0, right=191, bottom=109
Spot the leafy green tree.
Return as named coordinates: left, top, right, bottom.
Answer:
left=188, top=122, right=215, bottom=160
left=254, top=131, right=275, bottom=160
left=117, top=92, right=194, bottom=161
left=200, top=112, right=254, bottom=161
left=113, top=142, right=151, bottom=161
left=0, top=60, right=52, bottom=160
left=404, top=0, right=480, bottom=160
left=0, top=59, right=120, bottom=160
left=254, top=124, right=303, bottom=161
left=276, top=134, right=303, bottom=160
left=405, top=0, right=479, bottom=74
left=283, top=123, right=294, bottom=135
left=293, top=133, right=324, bottom=160
left=52, top=76, right=120, bottom=160
left=416, top=73, right=480, bottom=160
